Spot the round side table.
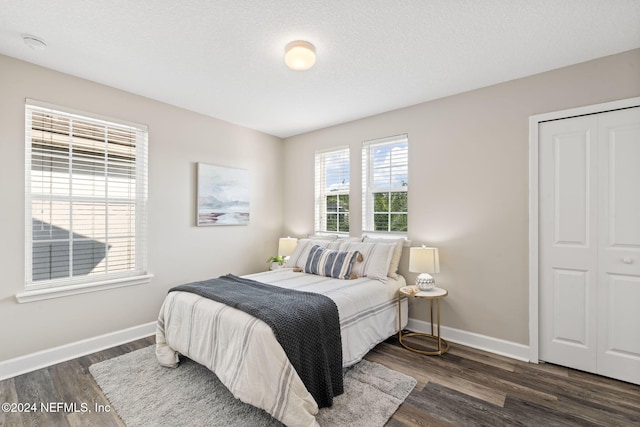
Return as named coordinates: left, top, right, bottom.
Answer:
left=397, top=286, right=449, bottom=356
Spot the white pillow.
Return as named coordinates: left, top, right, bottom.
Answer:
left=285, top=239, right=341, bottom=268
left=307, top=234, right=339, bottom=240
left=338, top=241, right=395, bottom=280
left=362, top=236, right=407, bottom=279
left=337, top=236, right=363, bottom=243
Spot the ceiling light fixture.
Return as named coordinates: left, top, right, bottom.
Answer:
left=284, top=40, right=316, bottom=71
left=23, top=34, right=47, bottom=51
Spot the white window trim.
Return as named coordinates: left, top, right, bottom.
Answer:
left=21, top=99, right=150, bottom=303
left=16, top=274, right=153, bottom=303
left=314, top=146, right=350, bottom=234
left=362, top=134, right=409, bottom=234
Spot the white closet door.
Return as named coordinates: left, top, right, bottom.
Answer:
left=539, top=115, right=599, bottom=373
left=597, top=107, right=640, bottom=384
left=539, top=106, right=640, bottom=385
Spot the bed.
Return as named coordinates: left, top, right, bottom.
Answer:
left=155, top=238, right=408, bottom=427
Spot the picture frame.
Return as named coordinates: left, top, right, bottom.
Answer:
left=196, top=163, right=250, bottom=226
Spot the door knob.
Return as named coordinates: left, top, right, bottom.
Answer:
left=622, top=257, right=633, bottom=264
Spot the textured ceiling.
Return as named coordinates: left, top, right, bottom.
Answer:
left=1, top=0, right=639, bottom=138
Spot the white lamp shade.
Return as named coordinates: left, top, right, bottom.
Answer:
left=278, top=237, right=298, bottom=257
left=409, top=246, right=440, bottom=274
left=284, top=40, right=316, bottom=71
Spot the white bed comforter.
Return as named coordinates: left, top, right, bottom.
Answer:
left=156, top=269, right=407, bottom=427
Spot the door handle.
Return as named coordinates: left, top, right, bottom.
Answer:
left=622, top=257, right=633, bottom=264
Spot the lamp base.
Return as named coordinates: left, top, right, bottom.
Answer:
left=416, top=273, right=435, bottom=291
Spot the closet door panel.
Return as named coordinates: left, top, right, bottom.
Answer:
left=539, top=116, right=598, bottom=372
left=597, top=107, right=640, bottom=385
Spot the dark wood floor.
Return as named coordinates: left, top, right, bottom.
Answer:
left=370, top=336, right=640, bottom=427
left=1, top=335, right=639, bottom=426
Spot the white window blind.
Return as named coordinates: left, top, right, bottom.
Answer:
left=24, top=100, right=149, bottom=292
left=362, top=134, right=408, bottom=233
left=314, top=147, right=350, bottom=233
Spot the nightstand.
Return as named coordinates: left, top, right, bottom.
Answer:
left=397, top=286, right=449, bottom=356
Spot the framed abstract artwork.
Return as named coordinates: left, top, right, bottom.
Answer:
left=196, top=163, right=250, bottom=226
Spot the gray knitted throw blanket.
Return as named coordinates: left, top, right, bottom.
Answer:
left=169, top=274, right=343, bottom=408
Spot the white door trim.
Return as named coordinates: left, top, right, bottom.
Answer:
left=528, top=97, right=640, bottom=363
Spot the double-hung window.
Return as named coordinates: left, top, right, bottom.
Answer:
left=362, top=134, right=408, bottom=233
left=21, top=100, right=150, bottom=302
left=314, top=147, right=350, bottom=233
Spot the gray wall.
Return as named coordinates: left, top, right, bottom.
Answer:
left=282, top=49, right=640, bottom=345
left=0, top=55, right=284, bottom=361
left=1, top=48, right=638, bottom=362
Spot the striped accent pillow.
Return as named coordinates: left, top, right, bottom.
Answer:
left=304, top=245, right=361, bottom=280
left=284, top=239, right=341, bottom=268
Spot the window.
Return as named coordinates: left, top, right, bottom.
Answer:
left=21, top=100, right=149, bottom=301
left=362, top=134, right=408, bottom=233
left=315, top=147, right=350, bottom=233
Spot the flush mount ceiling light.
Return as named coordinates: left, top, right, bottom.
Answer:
left=23, top=34, right=47, bottom=51
left=284, top=40, right=316, bottom=71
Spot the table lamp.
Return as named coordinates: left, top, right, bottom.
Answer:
left=278, top=236, right=298, bottom=259
left=409, top=245, right=440, bottom=291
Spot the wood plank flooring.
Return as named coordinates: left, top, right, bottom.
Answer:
left=1, top=335, right=638, bottom=426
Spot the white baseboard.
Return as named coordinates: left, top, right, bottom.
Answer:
left=407, top=318, right=530, bottom=362
left=0, top=318, right=530, bottom=381
left=0, top=322, right=156, bottom=381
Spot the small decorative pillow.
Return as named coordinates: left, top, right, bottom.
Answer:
left=338, top=241, right=396, bottom=280
left=304, top=245, right=362, bottom=280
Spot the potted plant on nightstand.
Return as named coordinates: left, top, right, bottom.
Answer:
left=267, top=255, right=285, bottom=270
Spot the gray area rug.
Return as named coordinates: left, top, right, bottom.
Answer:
left=90, top=345, right=416, bottom=427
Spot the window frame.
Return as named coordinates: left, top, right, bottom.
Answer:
left=314, top=146, right=350, bottom=234
left=18, top=99, right=151, bottom=303
left=362, top=134, right=409, bottom=234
